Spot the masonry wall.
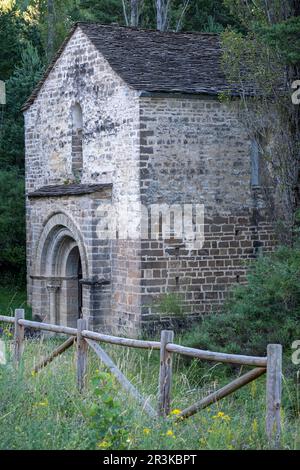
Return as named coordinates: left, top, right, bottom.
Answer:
left=24, top=27, right=142, bottom=332
left=139, top=96, right=275, bottom=328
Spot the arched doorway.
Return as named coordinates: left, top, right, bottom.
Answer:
left=45, top=234, right=83, bottom=327
left=65, top=244, right=83, bottom=319
left=33, top=213, right=89, bottom=327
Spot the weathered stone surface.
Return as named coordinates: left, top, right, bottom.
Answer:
left=24, top=25, right=275, bottom=335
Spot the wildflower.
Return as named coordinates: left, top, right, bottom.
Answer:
left=212, top=411, right=230, bottom=422
left=31, top=370, right=37, bottom=377
left=222, top=414, right=231, bottom=423
left=97, top=440, right=110, bottom=449
left=252, top=418, right=258, bottom=434
left=251, top=381, right=257, bottom=398
left=143, top=428, right=151, bottom=435
left=170, top=409, right=181, bottom=415
left=166, top=430, right=175, bottom=438
left=35, top=398, right=48, bottom=407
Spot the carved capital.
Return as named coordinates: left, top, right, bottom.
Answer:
left=47, top=280, right=61, bottom=292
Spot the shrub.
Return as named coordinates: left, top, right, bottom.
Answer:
left=85, top=371, right=131, bottom=450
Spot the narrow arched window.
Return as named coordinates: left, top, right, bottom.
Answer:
left=71, top=103, right=83, bottom=179
left=250, top=138, right=260, bottom=187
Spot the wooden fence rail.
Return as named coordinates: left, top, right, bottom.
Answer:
left=0, top=310, right=282, bottom=448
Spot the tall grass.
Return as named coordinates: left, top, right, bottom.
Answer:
left=0, top=335, right=299, bottom=450
left=0, top=286, right=31, bottom=319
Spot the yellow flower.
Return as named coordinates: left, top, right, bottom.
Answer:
left=212, top=411, right=230, bottom=422
left=252, top=418, right=258, bottom=434
left=97, top=440, right=110, bottom=449
left=37, top=399, right=48, bottom=407
left=143, top=428, right=151, bottom=435
left=31, top=370, right=37, bottom=377
left=166, top=430, right=175, bottom=437
left=170, top=409, right=181, bottom=415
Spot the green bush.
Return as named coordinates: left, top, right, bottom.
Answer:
left=0, top=169, right=26, bottom=283
left=85, top=371, right=131, bottom=450
left=181, top=244, right=300, bottom=361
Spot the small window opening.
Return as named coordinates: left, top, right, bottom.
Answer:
left=251, top=138, right=260, bottom=187
left=71, top=103, right=83, bottom=179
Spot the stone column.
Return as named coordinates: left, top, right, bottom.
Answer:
left=47, top=281, right=61, bottom=324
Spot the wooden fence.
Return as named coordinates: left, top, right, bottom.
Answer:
left=0, top=309, right=282, bottom=447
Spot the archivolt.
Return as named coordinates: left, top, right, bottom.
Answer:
left=34, top=212, right=89, bottom=278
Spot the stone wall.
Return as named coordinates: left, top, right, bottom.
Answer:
left=139, top=95, right=275, bottom=328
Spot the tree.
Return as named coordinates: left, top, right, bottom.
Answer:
left=0, top=43, right=44, bottom=168
left=0, top=168, right=26, bottom=281
left=121, top=0, right=144, bottom=27
left=156, top=0, right=170, bottom=31
left=47, top=0, right=55, bottom=59
left=0, top=2, right=41, bottom=80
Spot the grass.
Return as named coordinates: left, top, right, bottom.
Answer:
left=0, top=285, right=31, bottom=319
left=0, top=285, right=299, bottom=450
left=0, top=333, right=299, bottom=450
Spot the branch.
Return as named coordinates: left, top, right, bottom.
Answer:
left=176, top=0, right=191, bottom=32
left=122, top=0, right=129, bottom=26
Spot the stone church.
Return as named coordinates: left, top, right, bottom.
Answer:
left=23, top=23, right=274, bottom=333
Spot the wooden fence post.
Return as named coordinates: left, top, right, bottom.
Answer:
left=158, top=329, right=174, bottom=417
left=77, top=318, right=88, bottom=392
left=13, top=309, right=25, bottom=365
left=266, top=344, right=282, bottom=448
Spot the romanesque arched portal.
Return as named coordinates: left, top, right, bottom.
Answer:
left=32, top=212, right=89, bottom=327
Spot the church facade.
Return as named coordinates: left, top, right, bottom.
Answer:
left=23, top=23, right=274, bottom=333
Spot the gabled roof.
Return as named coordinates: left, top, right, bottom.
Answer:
left=22, top=22, right=234, bottom=111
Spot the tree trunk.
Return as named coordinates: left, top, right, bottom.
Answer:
left=47, top=0, right=55, bottom=60
left=130, top=0, right=139, bottom=27
left=156, top=0, right=170, bottom=31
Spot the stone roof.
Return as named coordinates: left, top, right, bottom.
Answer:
left=27, top=183, right=112, bottom=198
left=22, top=22, right=238, bottom=111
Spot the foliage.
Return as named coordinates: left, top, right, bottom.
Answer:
left=0, top=2, right=41, bottom=80
left=0, top=43, right=44, bottom=168
left=0, top=169, right=26, bottom=281
left=181, top=244, right=300, bottom=360
left=85, top=371, right=130, bottom=450
left=0, top=285, right=31, bottom=317
left=258, top=16, right=300, bottom=65
left=75, top=0, right=124, bottom=24
left=156, top=292, right=184, bottom=316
